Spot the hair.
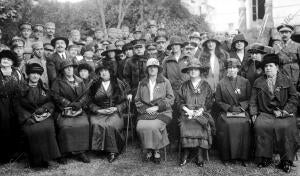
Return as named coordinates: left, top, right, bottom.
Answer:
left=202, top=42, right=226, bottom=59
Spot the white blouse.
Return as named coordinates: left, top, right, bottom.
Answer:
left=149, top=79, right=156, bottom=101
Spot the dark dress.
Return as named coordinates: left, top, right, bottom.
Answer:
left=17, top=81, right=61, bottom=165
left=88, top=78, right=127, bottom=153
left=249, top=72, right=299, bottom=162
left=51, top=75, right=90, bottom=154
left=215, top=76, right=251, bottom=161
left=178, top=79, right=215, bottom=149
left=0, top=68, right=22, bottom=162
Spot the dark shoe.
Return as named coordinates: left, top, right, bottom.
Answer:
left=143, top=151, right=153, bottom=162
left=57, top=157, right=67, bottom=165
left=241, top=161, right=247, bottom=167
left=277, top=160, right=292, bottom=173
left=179, top=159, right=187, bottom=166
left=257, top=158, right=271, bottom=168
left=108, top=153, right=118, bottom=163
left=196, top=161, right=204, bottom=167
left=77, top=153, right=90, bottom=163
left=179, top=149, right=189, bottom=166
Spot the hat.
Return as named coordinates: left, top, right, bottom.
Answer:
left=51, top=37, right=69, bottom=47
left=95, top=43, right=105, bottom=51
left=131, top=39, right=146, bottom=48
left=78, top=62, right=93, bottom=73
left=19, top=22, right=32, bottom=30
left=202, top=35, right=221, bottom=48
left=45, top=22, right=55, bottom=28
left=115, top=39, right=125, bottom=46
left=11, top=36, right=25, bottom=46
left=154, top=35, right=168, bottom=42
left=277, top=24, right=294, bottom=32
left=133, top=26, right=143, bottom=33
left=231, top=34, right=248, bottom=50
left=181, top=57, right=209, bottom=73
left=167, top=36, right=183, bottom=50
left=26, top=63, right=44, bottom=75
left=146, top=58, right=163, bottom=73
left=43, top=43, right=54, bottom=51
left=101, top=44, right=122, bottom=56
left=122, top=43, right=133, bottom=52
left=32, top=41, right=44, bottom=50
left=148, top=20, right=157, bottom=27
left=33, top=24, right=44, bottom=32
left=189, top=32, right=201, bottom=40
left=80, top=45, right=94, bottom=55
left=73, top=41, right=86, bottom=46
left=95, top=62, right=114, bottom=74
left=183, top=41, right=197, bottom=49
left=59, top=60, right=77, bottom=71
left=225, top=58, right=241, bottom=69
left=261, top=54, right=279, bottom=68
left=101, top=40, right=112, bottom=45
left=0, top=50, right=19, bottom=67
left=146, top=42, right=157, bottom=50
left=247, top=43, right=267, bottom=54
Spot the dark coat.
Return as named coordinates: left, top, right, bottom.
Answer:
left=47, top=52, right=71, bottom=86
left=221, top=40, right=232, bottom=53
left=229, top=50, right=251, bottom=77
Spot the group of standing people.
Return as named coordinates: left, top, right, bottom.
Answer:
left=0, top=20, right=300, bottom=174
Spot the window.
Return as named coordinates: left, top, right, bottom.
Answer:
left=252, top=0, right=265, bottom=21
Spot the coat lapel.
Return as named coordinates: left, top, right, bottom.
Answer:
left=223, top=77, right=239, bottom=105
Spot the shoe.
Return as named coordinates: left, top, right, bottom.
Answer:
left=57, top=157, right=67, bottom=165
left=257, top=158, right=271, bottom=168
left=77, top=153, right=90, bottom=163
left=241, top=161, right=247, bottom=167
left=179, top=149, right=189, bottom=167
left=153, top=151, right=161, bottom=164
left=277, top=160, right=291, bottom=173
left=47, top=161, right=59, bottom=169
left=143, top=151, right=153, bottom=162
left=196, top=161, right=204, bottom=167
left=179, top=159, right=187, bottom=166
left=108, top=153, right=118, bottom=163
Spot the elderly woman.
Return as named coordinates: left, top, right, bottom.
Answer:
left=0, top=50, right=22, bottom=163
left=17, top=63, right=61, bottom=168
left=178, top=58, right=215, bottom=167
left=135, top=58, right=174, bottom=164
left=88, top=63, right=127, bottom=163
left=51, top=60, right=90, bottom=163
left=250, top=54, right=299, bottom=173
left=215, top=58, right=251, bottom=166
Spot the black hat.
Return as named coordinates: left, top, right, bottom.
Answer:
left=51, top=37, right=69, bottom=48
left=131, top=39, right=146, bottom=48
left=247, top=43, right=267, bottom=54
left=277, top=24, right=294, bottom=32
left=59, top=60, right=77, bottom=71
left=95, top=62, right=114, bottom=74
left=202, top=35, right=221, bottom=48
left=261, top=54, right=279, bottom=67
left=122, top=43, right=133, bottom=52
left=26, top=63, right=44, bottom=75
left=167, top=36, right=183, bottom=50
left=181, top=57, right=210, bottom=73
left=101, top=44, right=122, bottom=56
left=78, top=62, right=93, bottom=73
left=231, top=34, right=248, bottom=50
left=0, top=50, right=19, bottom=67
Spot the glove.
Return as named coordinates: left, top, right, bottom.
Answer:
left=229, top=106, right=242, bottom=113
left=35, top=107, right=45, bottom=115
left=25, top=118, right=36, bottom=126
left=69, top=102, right=81, bottom=111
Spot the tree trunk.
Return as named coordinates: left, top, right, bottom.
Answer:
left=97, top=0, right=108, bottom=38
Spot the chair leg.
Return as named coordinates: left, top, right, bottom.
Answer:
left=164, top=146, right=167, bottom=161
left=125, top=116, right=130, bottom=152
left=206, top=149, right=209, bottom=162
left=130, top=117, right=134, bottom=144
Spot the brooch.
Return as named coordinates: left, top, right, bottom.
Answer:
left=234, top=88, right=241, bottom=94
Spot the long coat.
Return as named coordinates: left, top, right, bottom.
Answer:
left=135, top=75, right=175, bottom=124
left=249, top=72, right=299, bottom=161
left=88, top=78, right=127, bottom=153
left=17, top=80, right=61, bottom=164
left=51, top=75, right=90, bottom=153
left=215, top=76, right=251, bottom=161
left=178, top=79, right=215, bottom=149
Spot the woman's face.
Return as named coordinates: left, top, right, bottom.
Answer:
left=148, top=66, right=158, bottom=76
left=21, top=29, right=32, bottom=39
left=0, top=57, right=13, bottom=67
left=227, top=67, right=239, bottom=77
left=264, top=63, right=278, bottom=77
left=207, top=41, right=216, bottom=50
left=108, top=51, right=116, bottom=58
left=171, top=45, right=181, bottom=53
left=251, top=53, right=262, bottom=61
left=68, top=48, right=78, bottom=57
left=64, top=66, right=74, bottom=77
left=188, top=68, right=201, bottom=78
left=79, top=69, right=89, bottom=79
left=29, top=73, right=41, bottom=83
left=235, top=41, right=245, bottom=50
left=100, top=69, right=110, bottom=81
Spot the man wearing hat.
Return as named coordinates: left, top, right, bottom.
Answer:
left=154, top=35, right=168, bottom=63
left=26, top=41, right=49, bottom=87
left=275, top=24, right=300, bottom=87
left=11, top=38, right=25, bottom=71
left=133, top=26, right=143, bottom=40
left=80, top=45, right=97, bottom=72
left=43, top=22, right=55, bottom=44
left=183, top=41, right=197, bottom=57
left=32, top=24, right=44, bottom=43
left=189, top=32, right=202, bottom=58
left=221, top=32, right=233, bottom=53
left=144, top=20, right=158, bottom=41
left=19, top=22, right=34, bottom=60
left=48, top=37, right=70, bottom=85
left=93, top=27, right=105, bottom=46
left=145, top=41, right=158, bottom=59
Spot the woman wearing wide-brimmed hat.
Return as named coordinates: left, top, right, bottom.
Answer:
left=88, top=62, right=127, bottom=163
left=101, top=44, right=123, bottom=79
left=0, top=50, right=22, bottom=163
left=17, top=63, right=61, bottom=168
left=215, top=58, right=252, bottom=166
left=178, top=58, right=215, bottom=167
left=51, top=59, right=90, bottom=163
left=135, top=58, right=174, bottom=164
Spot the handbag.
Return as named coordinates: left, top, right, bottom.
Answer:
left=33, top=112, right=51, bottom=122
left=62, top=107, right=83, bottom=118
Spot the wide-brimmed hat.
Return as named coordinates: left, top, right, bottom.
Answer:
left=51, top=37, right=69, bottom=48
left=146, top=58, right=163, bottom=73
left=277, top=24, right=294, bottom=32
left=78, top=62, right=93, bottom=73
left=225, top=58, right=241, bottom=69
left=26, top=63, right=44, bottom=75
left=231, top=34, right=248, bottom=50
left=101, top=44, right=122, bottom=56
left=0, top=50, right=19, bottom=67
left=189, top=32, right=201, bottom=40
left=148, top=20, right=157, bottom=27
left=167, top=36, right=183, bottom=50
left=181, top=57, right=210, bottom=73
left=122, top=43, right=133, bottom=52
left=202, top=35, right=221, bottom=48
left=247, top=43, right=267, bottom=54
left=261, top=54, right=279, bottom=68
left=59, top=60, right=77, bottom=71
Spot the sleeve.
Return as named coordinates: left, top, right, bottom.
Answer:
left=15, top=98, right=33, bottom=126
left=155, top=79, right=175, bottom=112
left=47, top=59, right=57, bottom=86
left=215, top=83, right=231, bottom=112
left=41, top=101, right=55, bottom=114
left=115, top=80, right=128, bottom=114
left=283, top=79, right=298, bottom=114
left=51, top=80, right=71, bottom=110
left=123, top=60, right=132, bottom=93
left=134, top=82, right=148, bottom=114
left=204, top=83, right=214, bottom=111
left=239, top=80, right=251, bottom=110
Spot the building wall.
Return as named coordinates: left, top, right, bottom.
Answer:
left=272, top=0, right=300, bottom=26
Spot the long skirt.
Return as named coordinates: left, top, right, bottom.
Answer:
left=136, top=119, right=169, bottom=150
left=23, top=118, right=61, bottom=165
left=216, top=113, right=251, bottom=161
left=90, top=112, right=124, bottom=153
left=56, top=112, right=90, bottom=154
left=254, top=112, right=299, bottom=161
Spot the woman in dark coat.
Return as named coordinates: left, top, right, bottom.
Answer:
left=215, top=58, right=251, bottom=166
left=179, top=58, right=215, bottom=167
left=250, top=54, right=299, bottom=173
left=88, top=63, right=127, bottom=163
left=0, top=50, right=22, bottom=163
left=17, top=63, right=61, bottom=167
left=51, top=60, right=90, bottom=163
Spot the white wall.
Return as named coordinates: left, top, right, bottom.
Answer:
left=272, top=0, right=300, bottom=26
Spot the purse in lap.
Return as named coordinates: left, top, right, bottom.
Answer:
left=33, top=112, right=51, bottom=122
left=62, top=107, right=83, bottom=118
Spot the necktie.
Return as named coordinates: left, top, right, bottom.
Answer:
left=62, top=53, right=66, bottom=60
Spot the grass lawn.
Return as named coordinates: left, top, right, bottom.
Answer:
left=0, top=142, right=298, bottom=176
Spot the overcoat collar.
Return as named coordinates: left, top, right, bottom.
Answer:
left=140, top=74, right=165, bottom=87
